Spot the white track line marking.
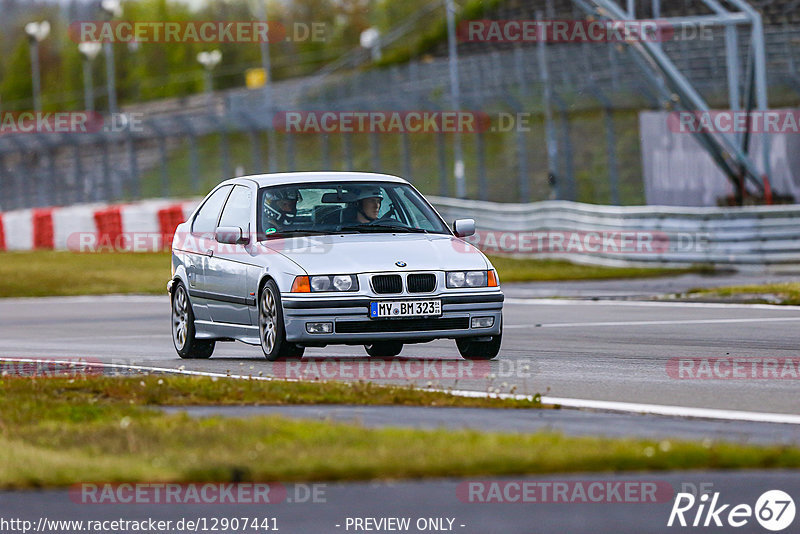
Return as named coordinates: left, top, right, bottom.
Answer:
left=506, top=298, right=800, bottom=311
left=0, top=295, right=166, bottom=304
left=3, top=357, right=799, bottom=426
left=505, top=317, right=800, bottom=329
left=537, top=397, right=800, bottom=425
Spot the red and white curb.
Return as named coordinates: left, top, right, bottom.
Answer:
left=0, top=199, right=201, bottom=252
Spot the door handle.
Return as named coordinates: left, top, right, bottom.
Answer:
left=206, top=249, right=214, bottom=257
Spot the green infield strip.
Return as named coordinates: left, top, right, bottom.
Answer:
left=0, top=251, right=705, bottom=298
left=685, top=282, right=800, bottom=305
left=1, top=375, right=799, bottom=488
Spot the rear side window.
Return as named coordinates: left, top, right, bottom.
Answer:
left=218, top=186, right=252, bottom=230
left=192, top=186, right=232, bottom=235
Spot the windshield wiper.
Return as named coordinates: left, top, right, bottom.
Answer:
left=262, top=228, right=369, bottom=240
left=339, top=224, right=429, bottom=234
left=261, top=229, right=334, bottom=239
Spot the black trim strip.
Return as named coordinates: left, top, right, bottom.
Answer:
left=282, top=293, right=503, bottom=309
left=189, top=289, right=256, bottom=307
left=444, top=294, right=504, bottom=305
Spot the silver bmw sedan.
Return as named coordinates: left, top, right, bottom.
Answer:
left=168, top=172, right=503, bottom=361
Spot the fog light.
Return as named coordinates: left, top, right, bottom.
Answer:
left=306, top=322, right=333, bottom=334
left=471, top=316, right=494, bottom=329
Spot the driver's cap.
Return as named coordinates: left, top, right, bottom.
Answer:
left=352, top=187, right=383, bottom=201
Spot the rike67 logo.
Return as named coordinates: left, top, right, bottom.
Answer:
left=668, top=490, right=795, bottom=531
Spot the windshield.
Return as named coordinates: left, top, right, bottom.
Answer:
left=257, top=181, right=451, bottom=239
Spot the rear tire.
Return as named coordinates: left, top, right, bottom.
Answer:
left=171, top=282, right=215, bottom=359
left=456, top=333, right=501, bottom=360
left=259, top=280, right=305, bottom=361
left=364, top=341, right=403, bottom=358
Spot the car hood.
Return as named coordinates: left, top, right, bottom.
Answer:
left=261, top=233, right=489, bottom=275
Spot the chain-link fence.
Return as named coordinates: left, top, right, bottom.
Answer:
left=1, top=17, right=798, bottom=211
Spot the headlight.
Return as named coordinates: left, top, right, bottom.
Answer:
left=446, top=271, right=466, bottom=288
left=310, top=276, right=331, bottom=291
left=332, top=275, right=354, bottom=291
left=466, top=271, right=487, bottom=287
left=308, top=275, right=358, bottom=292
left=447, top=270, right=493, bottom=288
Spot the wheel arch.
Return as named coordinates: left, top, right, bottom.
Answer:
left=170, top=263, right=189, bottom=295
left=257, top=273, right=278, bottom=300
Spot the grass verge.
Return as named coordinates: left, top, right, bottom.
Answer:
left=2, top=375, right=800, bottom=487
left=0, top=251, right=706, bottom=298
left=487, top=256, right=711, bottom=283
left=0, top=251, right=169, bottom=298
left=685, top=282, right=800, bottom=305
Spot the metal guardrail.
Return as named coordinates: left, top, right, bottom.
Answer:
left=2, top=193, right=800, bottom=268
left=429, top=196, right=800, bottom=266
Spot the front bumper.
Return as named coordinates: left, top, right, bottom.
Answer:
left=282, top=292, right=503, bottom=344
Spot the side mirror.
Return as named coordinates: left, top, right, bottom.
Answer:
left=215, top=226, right=248, bottom=245
left=453, top=218, right=476, bottom=238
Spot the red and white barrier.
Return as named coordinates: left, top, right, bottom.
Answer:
left=0, top=199, right=201, bottom=252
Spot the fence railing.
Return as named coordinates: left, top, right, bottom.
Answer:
left=431, top=196, right=800, bottom=266
left=0, top=23, right=798, bottom=212
left=2, top=194, right=800, bottom=268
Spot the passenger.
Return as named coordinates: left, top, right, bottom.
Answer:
left=344, top=187, right=384, bottom=224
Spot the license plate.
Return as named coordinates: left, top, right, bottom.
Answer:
left=370, top=300, right=442, bottom=318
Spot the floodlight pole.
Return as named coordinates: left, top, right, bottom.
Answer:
left=83, top=56, right=95, bottom=111
left=445, top=0, right=466, bottom=198
left=25, top=22, right=50, bottom=113
left=79, top=42, right=102, bottom=112
left=104, top=41, right=117, bottom=114
left=256, top=0, right=277, bottom=172
left=29, top=39, right=42, bottom=112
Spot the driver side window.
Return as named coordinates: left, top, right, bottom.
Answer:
left=192, top=185, right=232, bottom=236
left=218, top=186, right=252, bottom=232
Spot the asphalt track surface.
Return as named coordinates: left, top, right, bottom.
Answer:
left=4, top=472, right=800, bottom=533
left=1, top=289, right=798, bottom=415
left=3, top=282, right=800, bottom=532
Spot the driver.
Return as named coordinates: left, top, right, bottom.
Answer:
left=263, top=188, right=302, bottom=232
left=349, top=187, right=383, bottom=223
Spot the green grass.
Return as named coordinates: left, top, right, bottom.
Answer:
left=3, top=375, right=800, bottom=488
left=487, top=256, right=711, bottom=283
left=686, top=282, right=800, bottom=305
left=0, top=251, right=709, bottom=298
left=0, top=374, right=541, bottom=410
left=0, top=251, right=170, bottom=298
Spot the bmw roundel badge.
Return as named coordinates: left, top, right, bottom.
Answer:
left=395, top=261, right=407, bottom=267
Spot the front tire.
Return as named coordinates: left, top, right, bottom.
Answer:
left=171, top=282, right=215, bottom=359
left=456, top=333, right=501, bottom=360
left=364, top=341, right=403, bottom=358
left=259, top=280, right=305, bottom=361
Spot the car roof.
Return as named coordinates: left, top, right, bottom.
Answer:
left=227, top=171, right=410, bottom=188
